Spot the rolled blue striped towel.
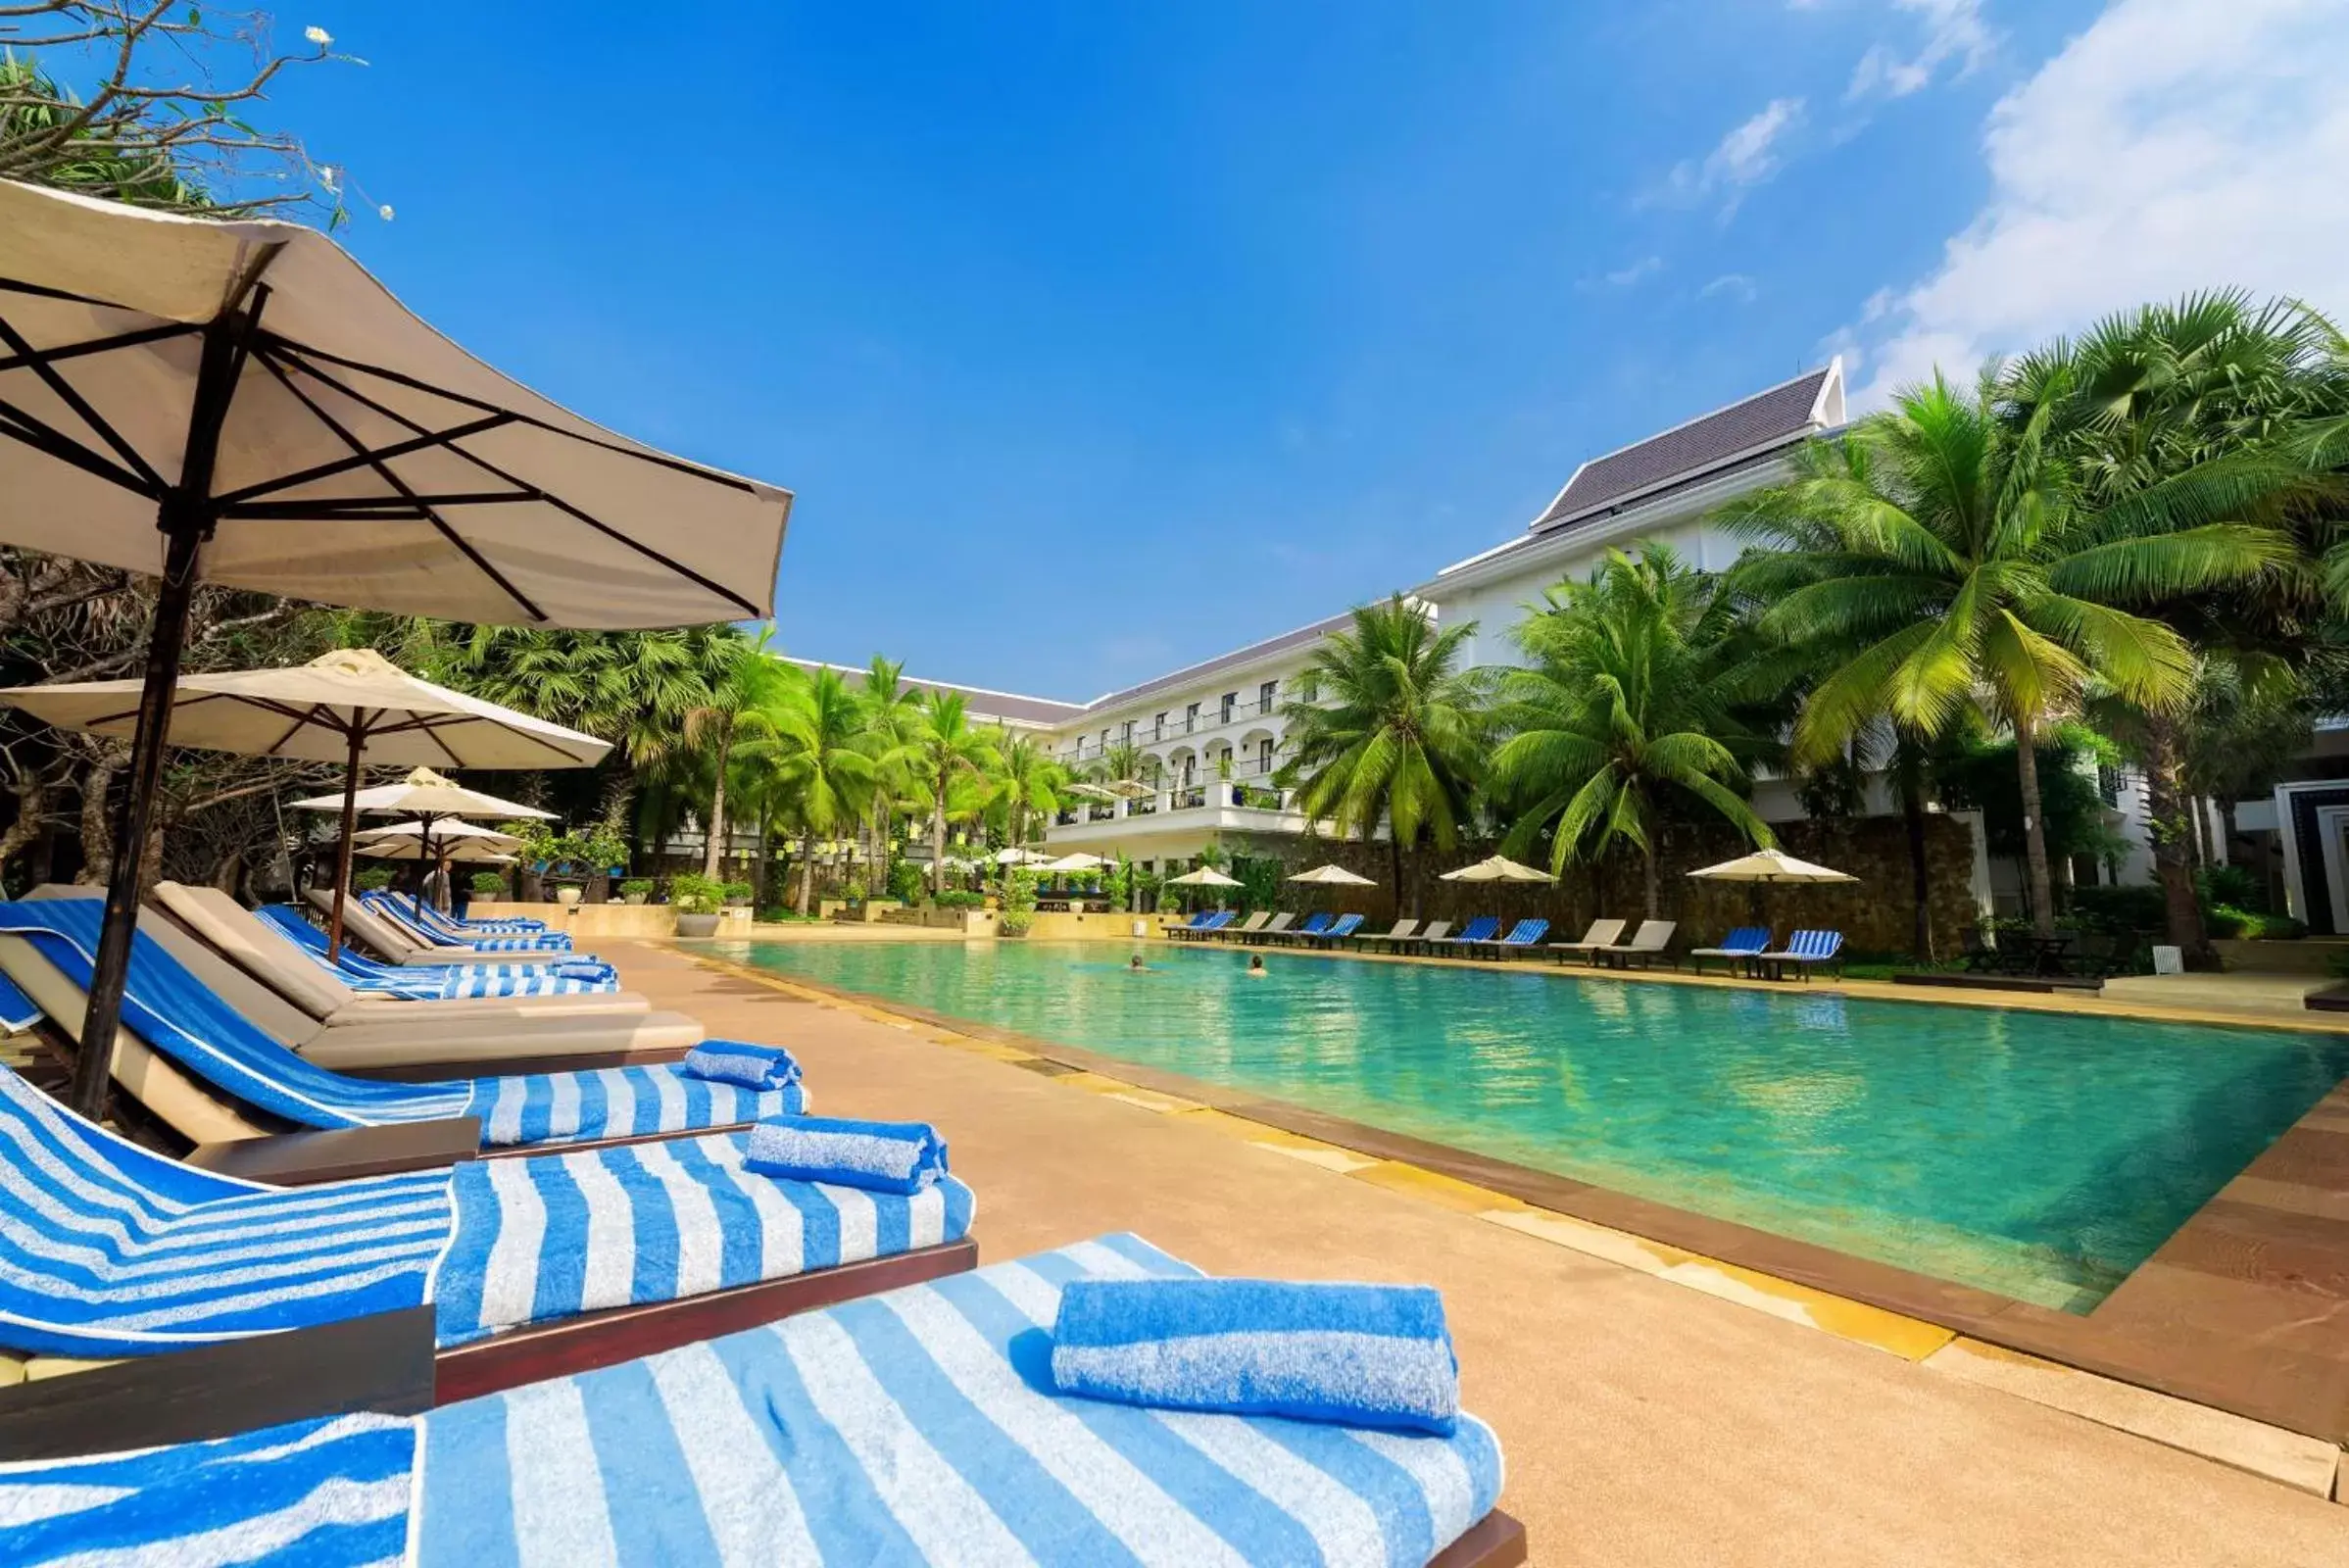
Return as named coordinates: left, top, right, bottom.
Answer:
left=1051, top=1277, right=1460, bottom=1435
left=681, top=1040, right=803, bottom=1091
left=745, top=1115, right=949, bottom=1195
left=552, top=959, right=620, bottom=984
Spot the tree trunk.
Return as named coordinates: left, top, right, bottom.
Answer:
left=1388, top=832, right=1409, bottom=920
left=75, top=744, right=122, bottom=886
left=1642, top=843, right=1660, bottom=920
left=755, top=818, right=773, bottom=908
left=930, top=788, right=948, bottom=899
left=2013, top=727, right=2057, bottom=936
left=2138, top=716, right=2213, bottom=966
left=702, top=719, right=732, bottom=880
left=797, top=831, right=815, bottom=915
left=1901, top=772, right=1934, bottom=962
left=0, top=777, right=48, bottom=883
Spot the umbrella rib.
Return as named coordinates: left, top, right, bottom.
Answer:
left=387, top=711, right=602, bottom=766
left=253, top=352, right=548, bottom=623
left=262, top=335, right=761, bottom=492
left=76, top=689, right=238, bottom=730
left=0, top=314, right=169, bottom=493
left=272, top=352, right=762, bottom=619
left=222, top=493, right=536, bottom=518
left=0, top=394, right=155, bottom=498
left=0, top=319, right=201, bottom=376
left=209, top=410, right=517, bottom=506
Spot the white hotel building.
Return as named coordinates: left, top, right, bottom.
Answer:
left=804, top=359, right=2286, bottom=914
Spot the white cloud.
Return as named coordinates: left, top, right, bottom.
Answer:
left=1847, top=0, right=1993, bottom=100
left=1701, top=272, right=1760, bottom=303
left=1845, top=0, right=2349, bottom=408
left=1654, top=98, right=1807, bottom=214
left=1584, top=255, right=1664, bottom=290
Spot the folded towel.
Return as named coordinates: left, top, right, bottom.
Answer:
left=552, top=959, right=619, bottom=983
left=682, top=1041, right=803, bottom=1092
left=745, top=1115, right=948, bottom=1195
left=1050, top=1277, right=1459, bottom=1435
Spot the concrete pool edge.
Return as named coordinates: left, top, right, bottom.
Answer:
left=682, top=947, right=2349, bottom=1493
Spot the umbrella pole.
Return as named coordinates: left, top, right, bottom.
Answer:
left=69, top=528, right=203, bottom=1121
left=326, top=728, right=365, bottom=962
left=67, top=292, right=259, bottom=1123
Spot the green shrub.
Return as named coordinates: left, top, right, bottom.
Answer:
left=668, top=873, right=726, bottom=914
left=2196, top=864, right=2261, bottom=910
left=886, top=859, right=924, bottom=904
left=467, top=871, right=506, bottom=896
left=933, top=889, right=984, bottom=909
left=1001, top=869, right=1040, bottom=935
left=353, top=867, right=395, bottom=892
left=619, top=877, right=655, bottom=898
left=2211, top=905, right=2304, bottom=940
left=2067, top=885, right=2166, bottom=935
left=720, top=880, right=754, bottom=904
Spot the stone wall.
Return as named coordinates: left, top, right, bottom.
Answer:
left=1220, top=813, right=1978, bottom=956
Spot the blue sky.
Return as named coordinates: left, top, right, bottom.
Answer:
left=265, top=1, right=2341, bottom=701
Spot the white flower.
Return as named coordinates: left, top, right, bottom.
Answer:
left=377, top=204, right=395, bottom=221
left=305, top=24, right=332, bottom=45
left=318, top=165, right=338, bottom=191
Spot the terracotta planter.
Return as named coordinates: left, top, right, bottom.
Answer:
left=675, top=911, right=720, bottom=937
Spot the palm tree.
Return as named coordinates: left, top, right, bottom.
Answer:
left=992, top=733, right=1070, bottom=870
left=1274, top=594, right=1487, bottom=914
left=854, top=657, right=926, bottom=894
left=739, top=666, right=876, bottom=914
left=909, top=691, right=1001, bottom=897
left=1723, top=371, right=2292, bottom=933
left=684, top=639, right=794, bottom=879
left=1490, top=545, right=1773, bottom=916
left=1996, top=293, right=2327, bottom=956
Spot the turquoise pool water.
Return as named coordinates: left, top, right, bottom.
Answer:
left=723, top=940, right=2349, bottom=1309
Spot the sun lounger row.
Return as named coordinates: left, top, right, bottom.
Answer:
left=0, top=886, right=1524, bottom=1564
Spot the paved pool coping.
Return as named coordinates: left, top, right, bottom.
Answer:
left=693, top=945, right=2349, bottom=1467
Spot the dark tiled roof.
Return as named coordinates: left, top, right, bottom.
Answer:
left=1079, top=612, right=1353, bottom=714
left=784, top=660, right=1086, bottom=726
left=1532, top=367, right=1834, bottom=532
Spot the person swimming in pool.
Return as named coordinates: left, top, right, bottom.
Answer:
left=1128, top=954, right=1150, bottom=972
left=1247, top=955, right=1267, bottom=975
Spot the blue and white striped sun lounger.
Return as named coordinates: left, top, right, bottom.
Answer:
left=0, top=1236, right=1506, bottom=1568
left=1688, top=925, right=1771, bottom=975
left=1426, top=916, right=1499, bottom=955
left=0, top=1064, right=974, bottom=1360
left=1756, top=928, right=1845, bottom=981
left=364, top=891, right=573, bottom=952
left=1470, top=918, right=1548, bottom=957
left=257, top=905, right=619, bottom=997
left=405, top=898, right=548, bottom=936
left=0, top=901, right=795, bottom=1149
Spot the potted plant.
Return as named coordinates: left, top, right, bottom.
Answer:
left=1000, top=868, right=1039, bottom=937
left=669, top=873, right=725, bottom=937
left=354, top=867, right=395, bottom=893
left=619, top=877, right=655, bottom=906
left=466, top=871, right=506, bottom=912
left=722, top=880, right=754, bottom=908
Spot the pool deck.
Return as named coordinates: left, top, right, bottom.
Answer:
left=617, top=940, right=2349, bottom=1561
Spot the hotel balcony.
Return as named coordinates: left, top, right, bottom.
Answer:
left=1042, top=776, right=1309, bottom=844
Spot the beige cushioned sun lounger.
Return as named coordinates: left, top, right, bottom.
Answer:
left=302, top=887, right=520, bottom=964
left=154, top=883, right=651, bottom=1025
left=24, top=887, right=703, bottom=1071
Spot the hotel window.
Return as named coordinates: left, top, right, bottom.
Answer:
left=1220, top=692, right=1237, bottom=725
left=1258, top=680, right=1277, bottom=713
left=1257, top=737, right=1274, bottom=775
left=1185, top=703, right=1199, bottom=734
left=1181, top=755, right=1197, bottom=786
left=1153, top=711, right=1166, bottom=741
left=1120, top=719, right=1134, bottom=746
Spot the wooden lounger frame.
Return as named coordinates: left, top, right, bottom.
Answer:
left=0, top=1242, right=981, bottom=1460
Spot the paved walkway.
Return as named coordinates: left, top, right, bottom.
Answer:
left=612, top=941, right=2347, bottom=1565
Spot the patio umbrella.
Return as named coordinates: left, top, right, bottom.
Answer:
left=992, top=847, right=1054, bottom=866
left=1039, top=853, right=1108, bottom=873
left=358, top=837, right=515, bottom=862
left=291, top=765, right=556, bottom=947
left=1441, top=855, right=1557, bottom=884
left=1687, top=846, right=1857, bottom=922
left=1287, top=863, right=1376, bottom=885
left=1062, top=783, right=1117, bottom=803
left=358, top=818, right=524, bottom=847
left=0, top=179, right=791, bottom=1118
left=1164, top=866, right=1242, bottom=887
left=0, top=647, right=604, bottom=960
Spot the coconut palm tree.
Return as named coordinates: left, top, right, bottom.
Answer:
left=683, top=640, right=796, bottom=880
left=738, top=665, right=877, bottom=914
left=991, top=732, right=1070, bottom=870
left=1995, top=293, right=2329, bottom=956
left=909, top=691, right=1001, bottom=896
left=1274, top=594, right=1487, bottom=914
left=1723, top=371, right=2293, bottom=933
left=854, top=656, right=926, bottom=894
left=1490, top=545, right=1773, bottom=916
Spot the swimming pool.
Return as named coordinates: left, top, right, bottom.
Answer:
left=723, top=939, right=2349, bottom=1309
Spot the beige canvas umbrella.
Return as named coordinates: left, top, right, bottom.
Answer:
left=1287, top=863, right=1376, bottom=885
left=1164, top=866, right=1242, bottom=887
left=1062, top=783, right=1117, bottom=804
left=359, top=837, right=516, bottom=863
left=1039, top=853, right=1108, bottom=873
left=1441, top=854, right=1557, bottom=884
left=1688, top=846, right=1856, bottom=922
left=0, top=179, right=791, bottom=1118
left=993, top=847, right=1054, bottom=867
left=291, top=766, right=559, bottom=950
left=0, top=649, right=602, bottom=960
left=358, top=818, right=525, bottom=847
